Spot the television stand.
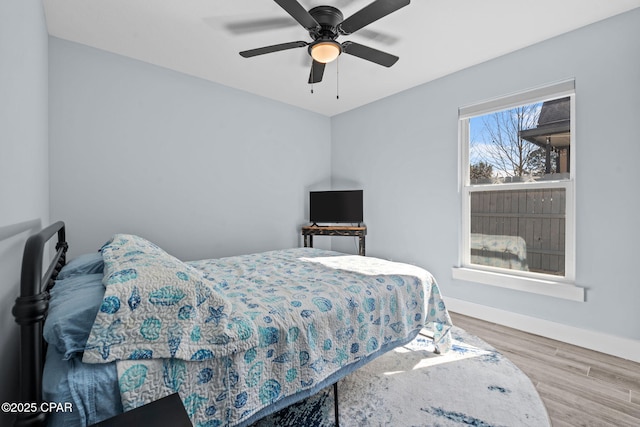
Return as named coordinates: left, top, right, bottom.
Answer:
left=302, top=225, right=367, bottom=256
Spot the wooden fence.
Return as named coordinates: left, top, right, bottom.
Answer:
left=470, top=188, right=566, bottom=275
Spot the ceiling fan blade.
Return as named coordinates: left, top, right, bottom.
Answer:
left=308, top=60, right=326, bottom=84
left=273, top=0, right=320, bottom=32
left=341, top=41, right=399, bottom=67
left=338, top=0, right=410, bottom=35
left=239, top=41, right=308, bottom=58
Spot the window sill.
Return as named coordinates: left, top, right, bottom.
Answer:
left=451, top=267, right=585, bottom=302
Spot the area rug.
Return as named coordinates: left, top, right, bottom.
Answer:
left=252, top=326, right=550, bottom=426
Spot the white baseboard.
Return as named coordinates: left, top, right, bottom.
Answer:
left=445, top=297, right=640, bottom=363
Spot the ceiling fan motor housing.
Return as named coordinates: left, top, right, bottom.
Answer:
left=308, top=6, right=343, bottom=39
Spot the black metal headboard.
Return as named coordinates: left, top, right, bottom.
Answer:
left=11, top=221, right=68, bottom=427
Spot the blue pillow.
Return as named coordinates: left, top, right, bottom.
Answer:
left=44, top=273, right=105, bottom=359
left=57, top=252, right=104, bottom=280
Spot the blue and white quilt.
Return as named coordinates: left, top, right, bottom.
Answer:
left=83, top=234, right=452, bottom=427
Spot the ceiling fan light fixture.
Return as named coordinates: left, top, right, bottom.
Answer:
left=310, top=41, right=341, bottom=63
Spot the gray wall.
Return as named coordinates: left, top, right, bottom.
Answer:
left=331, top=9, right=640, bottom=341
left=49, top=38, right=332, bottom=261
left=0, top=1, right=49, bottom=423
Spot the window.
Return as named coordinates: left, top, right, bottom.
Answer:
left=453, top=80, right=583, bottom=301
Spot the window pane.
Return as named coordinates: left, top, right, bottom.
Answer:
left=469, top=97, right=570, bottom=184
left=469, top=188, right=566, bottom=276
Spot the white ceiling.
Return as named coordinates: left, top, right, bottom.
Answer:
left=43, top=0, right=640, bottom=117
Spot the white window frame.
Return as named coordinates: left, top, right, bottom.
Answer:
left=452, top=80, right=584, bottom=301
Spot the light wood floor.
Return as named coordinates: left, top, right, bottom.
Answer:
left=449, top=312, right=640, bottom=427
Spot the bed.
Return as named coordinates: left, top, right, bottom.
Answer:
left=12, top=222, right=452, bottom=427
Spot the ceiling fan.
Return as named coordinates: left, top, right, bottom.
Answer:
left=239, top=0, right=410, bottom=84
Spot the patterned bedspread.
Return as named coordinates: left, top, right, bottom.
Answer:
left=83, top=235, right=452, bottom=427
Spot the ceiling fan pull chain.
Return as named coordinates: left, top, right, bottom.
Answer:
left=336, top=57, right=340, bottom=100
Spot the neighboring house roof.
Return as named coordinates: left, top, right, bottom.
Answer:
left=519, top=97, right=570, bottom=148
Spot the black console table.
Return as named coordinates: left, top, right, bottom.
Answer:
left=302, top=225, right=367, bottom=256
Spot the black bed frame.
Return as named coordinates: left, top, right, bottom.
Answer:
left=11, top=221, right=68, bottom=427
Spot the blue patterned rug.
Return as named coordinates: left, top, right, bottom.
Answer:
left=252, top=326, right=550, bottom=426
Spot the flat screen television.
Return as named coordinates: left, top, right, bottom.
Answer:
left=310, top=190, right=363, bottom=225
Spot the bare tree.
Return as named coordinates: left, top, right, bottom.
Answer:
left=470, top=104, right=541, bottom=178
